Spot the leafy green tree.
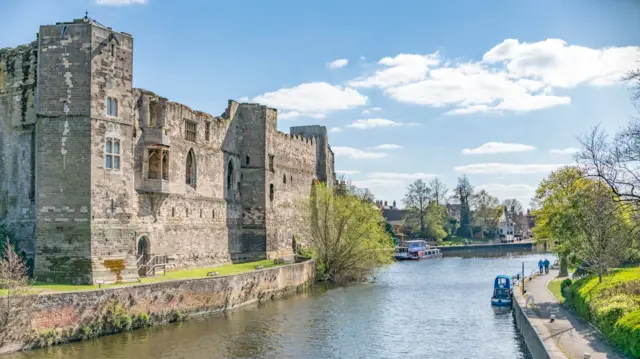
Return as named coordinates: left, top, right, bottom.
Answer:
left=299, top=182, right=393, bottom=283
left=532, top=166, right=587, bottom=276
left=455, top=175, right=474, bottom=238
left=566, top=180, right=635, bottom=282
left=425, top=202, right=448, bottom=243
left=403, top=179, right=431, bottom=234
left=471, top=189, right=501, bottom=237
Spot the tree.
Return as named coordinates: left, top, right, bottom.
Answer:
left=427, top=178, right=449, bottom=206
left=455, top=175, right=474, bottom=238
left=532, top=166, right=587, bottom=276
left=335, top=174, right=375, bottom=203
left=403, top=179, right=431, bottom=235
left=567, top=180, right=635, bottom=283
left=471, top=190, right=501, bottom=236
left=0, top=237, right=34, bottom=347
left=425, top=202, right=448, bottom=243
left=502, top=198, right=524, bottom=214
left=298, top=182, right=393, bottom=283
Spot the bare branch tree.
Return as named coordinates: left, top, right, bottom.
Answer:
left=427, top=178, right=449, bottom=206
left=0, top=237, right=35, bottom=348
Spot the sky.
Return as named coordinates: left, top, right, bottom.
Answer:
left=3, top=0, right=640, bottom=208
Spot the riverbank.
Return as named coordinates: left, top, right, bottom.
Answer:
left=0, top=259, right=315, bottom=355
left=513, top=270, right=624, bottom=359
left=562, top=268, right=640, bottom=358
left=437, top=241, right=536, bottom=256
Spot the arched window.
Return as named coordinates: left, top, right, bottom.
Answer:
left=227, top=160, right=234, bottom=192
left=185, top=149, right=196, bottom=188
left=162, top=151, right=169, bottom=180
left=148, top=150, right=161, bottom=179
left=269, top=183, right=274, bottom=201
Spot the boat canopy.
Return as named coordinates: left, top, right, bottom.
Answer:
left=494, top=275, right=512, bottom=289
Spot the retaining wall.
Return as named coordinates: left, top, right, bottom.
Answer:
left=0, top=259, right=316, bottom=354
left=512, top=286, right=567, bottom=359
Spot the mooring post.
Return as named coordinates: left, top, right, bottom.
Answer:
left=521, top=262, right=525, bottom=294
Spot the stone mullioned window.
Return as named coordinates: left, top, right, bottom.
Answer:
left=105, top=138, right=120, bottom=170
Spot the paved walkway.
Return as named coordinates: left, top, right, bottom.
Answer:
left=523, top=269, right=625, bottom=359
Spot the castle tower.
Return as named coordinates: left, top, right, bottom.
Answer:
left=34, top=17, right=136, bottom=283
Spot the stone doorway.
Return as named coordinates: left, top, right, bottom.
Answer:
left=137, top=236, right=150, bottom=276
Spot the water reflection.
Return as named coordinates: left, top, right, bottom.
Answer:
left=8, top=254, right=551, bottom=359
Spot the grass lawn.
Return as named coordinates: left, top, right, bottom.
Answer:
left=23, top=259, right=284, bottom=294
left=440, top=236, right=494, bottom=246
left=547, top=277, right=565, bottom=303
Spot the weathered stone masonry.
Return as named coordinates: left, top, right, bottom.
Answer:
left=0, top=17, right=335, bottom=284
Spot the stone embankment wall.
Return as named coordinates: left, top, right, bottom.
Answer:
left=512, top=285, right=566, bottom=359
left=0, top=259, right=315, bottom=355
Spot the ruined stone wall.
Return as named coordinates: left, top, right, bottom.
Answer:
left=0, top=42, right=37, bottom=258
left=290, top=125, right=333, bottom=183
left=34, top=21, right=94, bottom=284
left=266, top=113, right=317, bottom=257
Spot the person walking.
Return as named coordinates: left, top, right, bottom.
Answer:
left=543, top=258, right=550, bottom=274
left=538, top=259, right=544, bottom=275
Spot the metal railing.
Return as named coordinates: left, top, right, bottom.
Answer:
left=145, top=254, right=167, bottom=276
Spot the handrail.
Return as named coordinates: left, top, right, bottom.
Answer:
left=145, top=254, right=167, bottom=276
left=136, top=255, right=145, bottom=271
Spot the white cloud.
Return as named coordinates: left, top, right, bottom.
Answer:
left=386, top=63, right=571, bottom=114
left=362, top=106, right=383, bottom=114
left=368, top=172, right=436, bottom=180
left=454, top=163, right=569, bottom=174
left=483, top=38, right=639, bottom=88
left=550, top=147, right=579, bottom=154
left=328, top=59, right=349, bottom=69
left=352, top=39, right=638, bottom=115
left=332, top=146, right=387, bottom=159
left=462, top=142, right=536, bottom=155
left=348, top=53, right=440, bottom=88
left=329, top=127, right=343, bottom=133
left=346, top=118, right=418, bottom=130
left=251, top=82, right=367, bottom=118
left=372, top=144, right=403, bottom=150
left=95, top=0, right=147, bottom=5
left=336, top=170, right=360, bottom=175
left=238, top=96, right=249, bottom=103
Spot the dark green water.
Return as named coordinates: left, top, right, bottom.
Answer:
left=8, top=253, right=551, bottom=359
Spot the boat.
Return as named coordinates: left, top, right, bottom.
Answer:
left=394, top=240, right=442, bottom=260
left=491, top=275, right=513, bottom=306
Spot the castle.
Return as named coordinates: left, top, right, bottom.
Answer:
left=0, top=16, right=335, bottom=284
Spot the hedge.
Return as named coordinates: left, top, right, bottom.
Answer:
left=564, top=268, right=640, bottom=358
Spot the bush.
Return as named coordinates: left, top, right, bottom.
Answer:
left=134, top=313, right=151, bottom=328
left=560, top=278, right=572, bottom=296
left=102, top=302, right=132, bottom=333
left=564, top=269, right=640, bottom=357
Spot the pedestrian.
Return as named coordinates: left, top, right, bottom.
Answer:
left=538, top=259, right=544, bottom=275
left=543, top=258, right=550, bottom=274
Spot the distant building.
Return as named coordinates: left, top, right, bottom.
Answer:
left=377, top=200, right=406, bottom=234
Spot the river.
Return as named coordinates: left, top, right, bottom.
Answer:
left=8, top=253, right=553, bottom=359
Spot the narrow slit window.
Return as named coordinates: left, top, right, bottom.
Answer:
left=269, top=184, right=274, bottom=201
left=205, top=122, right=210, bottom=141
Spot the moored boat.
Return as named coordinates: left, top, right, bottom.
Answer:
left=394, top=240, right=442, bottom=260
left=491, top=275, right=513, bottom=306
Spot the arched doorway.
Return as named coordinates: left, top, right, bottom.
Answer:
left=137, top=236, right=150, bottom=265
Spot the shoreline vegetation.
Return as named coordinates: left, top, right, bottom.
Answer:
left=547, top=268, right=640, bottom=358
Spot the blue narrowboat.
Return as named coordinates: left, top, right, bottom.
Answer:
left=491, top=275, right=513, bottom=306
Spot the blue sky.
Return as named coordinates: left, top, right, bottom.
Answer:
left=3, top=0, right=640, bottom=207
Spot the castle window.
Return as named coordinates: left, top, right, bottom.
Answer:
left=148, top=150, right=161, bottom=179
left=290, top=175, right=293, bottom=184
left=283, top=173, right=287, bottom=186
left=63, top=101, right=69, bottom=114
left=162, top=151, right=169, bottom=180
left=205, top=122, right=210, bottom=141
left=270, top=184, right=274, bottom=201
left=172, top=207, right=175, bottom=217
left=149, top=101, right=159, bottom=127
left=269, top=155, right=274, bottom=172
left=227, top=160, right=234, bottom=192
left=106, top=97, right=118, bottom=116
left=184, top=120, right=197, bottom=142
left=105, top=138, right=120, bottom=170
left=245, top=155, right=250, bottom=166
left=110, top=44, right=115, bottom=57
left=212, top=209, right=215, bottom=218
left=186, top=149, right=196, bottom=188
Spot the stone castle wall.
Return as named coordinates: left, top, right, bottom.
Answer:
left=0, top=17, right=334, bottom=284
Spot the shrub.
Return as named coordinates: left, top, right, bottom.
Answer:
left=560, top=278, right=572, bottom=296
left=134, top=313, right=151, bottom=328
left=102, top=302, right=132, bottom=333
left=611, top=311, right=640, bottom=358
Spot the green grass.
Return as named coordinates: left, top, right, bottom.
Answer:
left=440, top=236, right=495, bottom=246
left=547, top=277, right=565, bottom=303
left=564, top=267, right=640, bottom=358
left=22, top=259, right=284, bottom=294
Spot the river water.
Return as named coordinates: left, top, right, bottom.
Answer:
left=8, top=253, right=552, bottom=359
